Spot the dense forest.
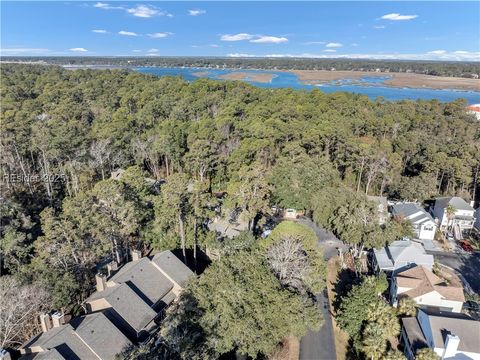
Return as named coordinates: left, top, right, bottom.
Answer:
left=4, top=56, right=480, bottom=77
left=1, top=64, right=479, bottom=357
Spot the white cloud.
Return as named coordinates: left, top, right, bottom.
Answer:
left=132, top=50, right=142, bottom=53
left=69, top=47, right=88, bottom=52
left=326, top=42, right=342, bottom=48
left=146, top=53, right=160, bottom=56
left=454, top=50, right=469, bottom=54
left=221, top=33, right=288, bottom=43
left=127, top=5, right=160, bottom=18
left=250, top=36, right=288, bottom=44
left=381, top=13, right=418, bottom=21
left=148, top=32, right=173, bottom=38
left=93, top=2, right=123, bottom=10
left=227, top=53, right=256, bottom=58
left=118, top=31, right=137, bottom=36
left=428, top=50, right=446, bottom=55
left=302, top=41, right=326, bottom=45
left=351, top=43, right=359, bottom=47
left=92, top=29, right=107, bottom=33
left=323, top=49, right=337, bottom=53
left=188, top=9, right=206, bottom=16
left=221, top=33, right=254, bottom=41
left=94, top=3, right=171, bottom=18
left=374, top=26, right=386, bottom=29
left=147, top=48, right=159, bottom=53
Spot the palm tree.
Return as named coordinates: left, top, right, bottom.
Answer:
left=416, top=347, right=440, bottom=360
left=397, top=297, right=418, bottom=317
left=445, top=204, right=457, bottom=230
left=362, top=322, right=387, bottom=360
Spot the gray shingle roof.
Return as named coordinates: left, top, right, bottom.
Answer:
left=435, top=197, right=474, bottom=212
left=401, top=317, right=428, bottom=353
left=109, top=257, right=173, bottom=304
left=374, top=240, right=434, bottom=271
left=23, top=323, right=97, bottom=359
left=102, top=283, right=158, bottom=332
left=420, top=309, right=480, bottom=354
left=391, top=203, right=434, bottom=225
left=32, top=348, right=65, bottom=360
left=151, top=251, right=194, bottom=287
left=72, top=312, right=132, bottom=359
left=22, top=313, right=133, bottom=360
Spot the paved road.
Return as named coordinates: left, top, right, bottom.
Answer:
left=427, top=250, right=480, bottom=294
left=297, top=217, right=346, bottom=360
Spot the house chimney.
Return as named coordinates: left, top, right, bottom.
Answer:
left=131, top=249, right=142, bottom=261
left=95, top=273, right=107, bottom=292
left=107, top=261, right=118, bottom=277
left=0, top=349, right=12, bottom=360
left=51, top=311, right=65, bottom=327
left=39, top=313, right=52, bottom=333
left=443, top=334, right=460, bottom=359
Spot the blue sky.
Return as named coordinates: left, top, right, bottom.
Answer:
left=1, top=1, right=479, bottom=61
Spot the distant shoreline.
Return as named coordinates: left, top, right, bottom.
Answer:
left=2, top=61, right=479, bottom=91
left=290, top=70, right=480, bottom=91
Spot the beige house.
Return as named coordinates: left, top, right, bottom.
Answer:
left=390, top=265, right=465, bottom=313
left=20, top=250, right=193, bottom=360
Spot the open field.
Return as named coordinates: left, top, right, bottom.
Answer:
left=218, top=71, right=276, bottom=83
left=291, top=70, right=480, bottom=91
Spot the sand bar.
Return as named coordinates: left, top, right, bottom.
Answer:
left=290, top=70, right=480, bottom=91
left=192, top=71, right=210, bottom=77
left=218, top=72, right=276, bottom=83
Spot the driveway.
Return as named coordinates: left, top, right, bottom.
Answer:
left=427, top=250, right=480, bottom=294
left=296, top=217, right=347, bottom=259
left=297, top=217, right=346, bottom=360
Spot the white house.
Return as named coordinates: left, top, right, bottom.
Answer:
left=390, top=265, right=464, bottom=312
left=401, top=309, right=480, bottom=360
left=390, top=203, right=437, bottom=241
left=373, top=239, right=434, bottom=276
left=432, top=197, right=476, bottom=231
left=474, top=208, right=480, bottom=231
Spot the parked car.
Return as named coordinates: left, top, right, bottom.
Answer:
left=459, top=240, right=474, bottom=252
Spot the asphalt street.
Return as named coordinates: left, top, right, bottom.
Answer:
left=297, top=218, right=346, bottom=360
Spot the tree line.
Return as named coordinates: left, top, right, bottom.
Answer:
left=4, top=57, right=480, bottom=77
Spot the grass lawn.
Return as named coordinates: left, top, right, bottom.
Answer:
left=326, top=257, right=350, bottom=360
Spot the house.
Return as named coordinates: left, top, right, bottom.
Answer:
left=400, top=309, right=480, bottom=360
left=85, top=250, right=193, bottom=340
left=390, top=203, right=437, bottom=241
left=20, top=250, right=193, bottom=359
left=474, top=208, right=480, bottom=231
left=467, top=104, right=480, bottom=120
left=390, top=265, right=464, bottom=312
left=373, top=239, right=434, bottom=276
left=367, top=196, right=389, bottom=225
left=432, top=197, right=476, bottom=233
left=19, top=312, right=132, bottom=360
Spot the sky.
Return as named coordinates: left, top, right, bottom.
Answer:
left=1, top=1, right=480, bottom=61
